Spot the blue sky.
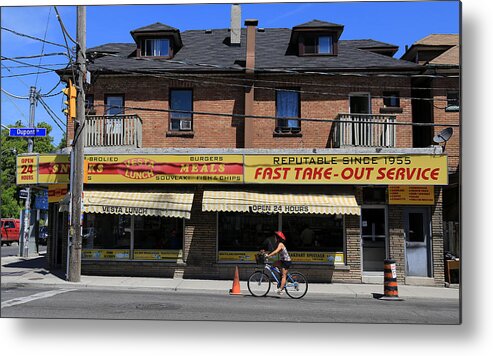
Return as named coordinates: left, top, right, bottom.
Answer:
left=1, top=1, right=460, bottom=145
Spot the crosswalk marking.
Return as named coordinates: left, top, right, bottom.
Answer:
left=1, top=289, right=77, bottom=309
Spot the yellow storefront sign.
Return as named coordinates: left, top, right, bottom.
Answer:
left=388, top=186, right=435, bottom=205
left=17, top=153, right=448, bottom=186
left=81, top=249, right=130, bottom=260
left=244, top=154, right=448, bottom=185
left=133, top=250, right=182, bottom=260
left=218, top=251, right=344, bottom=264
left=85, top=154, right=244, bottom=184
left=16, top=155, right=38, bottom=184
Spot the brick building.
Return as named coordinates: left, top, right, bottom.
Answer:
left=42, top=8, right=458, bottom=285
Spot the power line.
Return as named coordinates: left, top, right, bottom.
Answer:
left=2, top=69, right=55, bottom=78
left=2, top=63, right=69, bottom=69
left=90, top=65, right=453, bottom=103
left=1, top=95, right=28, bottom=123
left=1, top=62, right=30, bottom=89
left=1, top=56, right=68, bottom=72
left=1, top=88, right=29, bottom=100
left=39, top=78, right=63, bottom=97
left=2, top=52, right=68, bottom=60
left=53, top=6, right=78, bottom=46
left=53, top=6, right=77, bottom=88
left=35, top=6, right=53, bottom=87
left=37, top=96, right=66, bottom=132
left=1, top=25, right=67, bottom=48
left=90, top=103, right=460, bottom=128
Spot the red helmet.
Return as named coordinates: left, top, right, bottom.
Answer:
left=274, top=231, right=286, bottom=241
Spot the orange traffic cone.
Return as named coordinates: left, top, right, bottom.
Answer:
left=229, top=266, right=242, bottom=295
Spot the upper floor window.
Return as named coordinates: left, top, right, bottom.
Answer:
left=142, top=38, right=170, bottom=57
left=105, top=95, right=124, bottom=116
left=104, top=95, right=124, bottom=134
left=276, top=89, right=300, bottom=133
left=170, top=89, right=192, bottom=131
left=446, top=91, right=459, bottom=111
left=383, top=91, right=400, bottom=108
left=85, top=94, right=95, bottom=115
left=303, top=35, right=334, bottom=55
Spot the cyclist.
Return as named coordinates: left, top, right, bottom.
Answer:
left=265, top=231, right=292, bottom=295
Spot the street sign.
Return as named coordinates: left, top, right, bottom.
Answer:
left=35, top=190, right=49, bottom=210
left=19, top=189, right=29, bottom=199
left=9, top=128, right=47, bottom=137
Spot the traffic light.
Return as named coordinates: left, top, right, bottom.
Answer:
left=62, top=79, right=77, bottom=120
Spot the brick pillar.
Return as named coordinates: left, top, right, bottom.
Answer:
left=183, top=187, right=217, bottom=266
left=388, top=205, right=406, bottom=284
left=345, top=214, right=362, bottom=281
left=432, top=186, right=445, bottom=284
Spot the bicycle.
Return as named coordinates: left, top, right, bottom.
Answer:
left=247, top=253, right=308, bottom=299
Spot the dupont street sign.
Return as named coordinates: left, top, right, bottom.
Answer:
left=9, top=128, right=47, bottom=137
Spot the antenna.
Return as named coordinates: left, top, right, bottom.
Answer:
left=433, top=127, right=453, bottom=151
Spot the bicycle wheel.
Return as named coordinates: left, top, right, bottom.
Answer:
left=247, top=271, right=271, bottom=297
left=284, top=272, right=308, bottom=299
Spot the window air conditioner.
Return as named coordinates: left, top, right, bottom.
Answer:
left=180, top=120, right=192, bottom=131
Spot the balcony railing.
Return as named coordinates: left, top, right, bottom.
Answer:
left=85, top=115, right=142, bottom=148
left=333, top=113, right=397, bottom=148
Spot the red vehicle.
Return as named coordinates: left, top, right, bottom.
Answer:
left=1, top=219, right=20, bottom=246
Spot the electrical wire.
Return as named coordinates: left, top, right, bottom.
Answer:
left=53, top=6, right=77, bottom=89
left=1, top=56, right=68, bottom=72
left=1, top=62, right=30, bottom=88
left=89, top=64, right=453, bottom=103
left=2, top=63, right=70, bottom=69
left=1, top=88, right=29, bottom=100
left=39, top=78, right=63, bottom=97
left=35, top=6, right=53, bottom=87
left=3, top=52, right=68, bottom=60
left=1, top=25, right=67, bottom=48
left=53, top=6, right=78, bottom=46
left=89, top=103, right=460, bottom=128
left=37, top=96, right=66, bottom=132
left=2, top=69, right=56, bottom=78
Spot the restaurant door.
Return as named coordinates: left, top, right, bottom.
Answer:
left=404, top=207, right=431, bottom=277
left=361, top=206, right=387, bottom=272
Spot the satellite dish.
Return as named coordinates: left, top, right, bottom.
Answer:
left=433, top=127, right=453, bottom=144
left=433, top=127, right=453, bottom=152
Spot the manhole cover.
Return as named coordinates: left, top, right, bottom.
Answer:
left=135, top=303, right=181, bottom=311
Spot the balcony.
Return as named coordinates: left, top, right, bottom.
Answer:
left=85, top=115, right=142, bottom=148
left=333, top=113, right=396, bottom=148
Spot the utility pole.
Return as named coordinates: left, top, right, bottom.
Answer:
left=68, top=6, right=86, bottom=282
left=20, top=86, right=37, bottom=257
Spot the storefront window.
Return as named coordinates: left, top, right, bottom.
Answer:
left=282, top=214, right=344, bottom=252
left=82, top=213, right=183, bottom=261
left=133, top=216, right=182, bottom=249
left=218, top=213, right=277, bottom=262
left=217, top=212, right=345, bottom=264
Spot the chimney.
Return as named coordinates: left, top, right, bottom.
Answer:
left=230, top=4, right=241, bottom=46
left=244, top=19, right=258, bottom=73
left=243, top=19, right=258, bottom=148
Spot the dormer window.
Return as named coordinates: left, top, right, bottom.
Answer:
left=303, top=35, right=334, bottom=55
left=130, top=22, right=183, bottom=59
left=142, top=38, right=170, bottom=57
left=289, top=20, right=343, bottom=57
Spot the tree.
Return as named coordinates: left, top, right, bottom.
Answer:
left=0, top=121, right=56, bottom=218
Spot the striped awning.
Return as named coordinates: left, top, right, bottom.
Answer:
left=202, top=190, right=360, bottom=215
left=83, top=190, right=194, bottom=219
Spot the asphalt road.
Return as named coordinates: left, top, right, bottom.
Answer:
left=1, top=244, right=46, bottom=257
left=1, top=285, right=460, bottom=324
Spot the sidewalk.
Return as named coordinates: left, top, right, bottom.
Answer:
left=1, top=254, right=460, bottom=300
